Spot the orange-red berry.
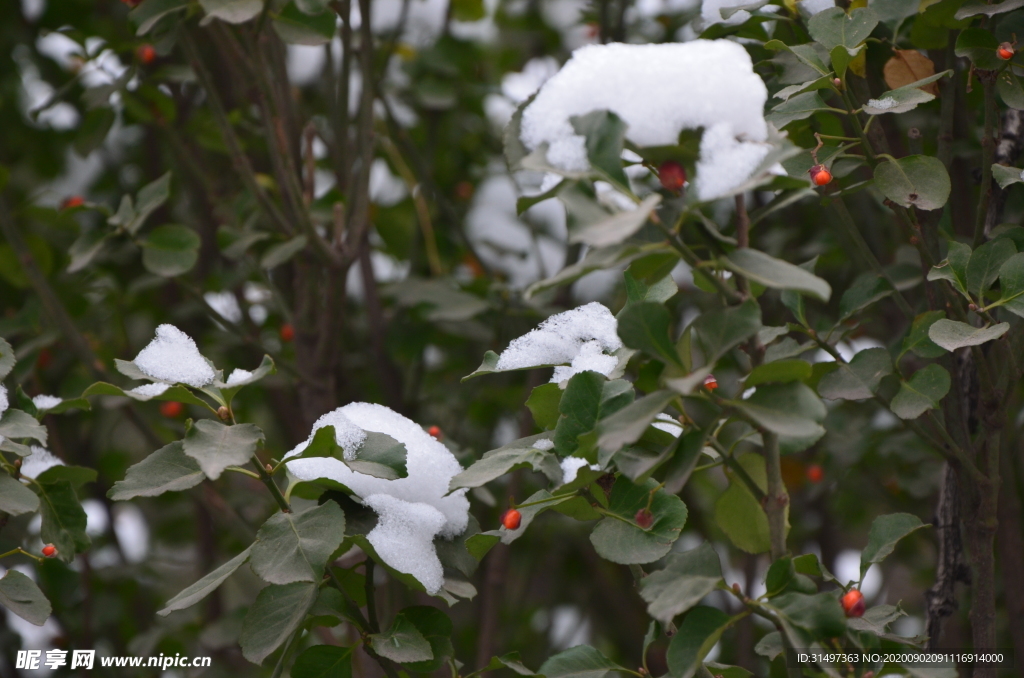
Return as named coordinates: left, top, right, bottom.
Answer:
left=806, top=464, right=824, bottom=484
left=42, top=544, right=57, bottom=558
left=502, top=508, right=522, bottom=530
left=454, top=181, right=474, bottom=201
left=160, top=401, right=183, bottom=418
left=37, top=348, right=53, bottom=370
left=280, top=324, right=295, bottom=342
left=137, top=44, right=156, bottom=64
left=999, top=43, right=1015, bottom=60
left=635, top=508, right=654, bottom=529
left=841, top=589, right=865, bottom=617
left=61, top=196, right=85, bottom=210
left=428, top=425, right=442, bottom=440
left=658, top=161, right=687, bottom=192
left=703, top=374, right=718, bottom=391
left=810, top=165, right=832, bottom=186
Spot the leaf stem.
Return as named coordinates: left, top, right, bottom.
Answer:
left=252, top=458, right=291, bottom=513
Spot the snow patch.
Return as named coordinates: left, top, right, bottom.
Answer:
left=0, top=385, right=9, bottom=416
left=226, top=368, right=253, bottom=386
left=363, top=494, right=447, bottom=594
left=129, top=382, right=171, bottom=398
left=31, top=395, right=62, bottom=410
left=204, top=291, right=242, bottom=324
left=561, top=456, right=601, bottom=484
left=133, top=325, right=216, bottom=388
left=867, top=96, right=898, bottom=111
left=533, top=438, right=555, bottom=451
left=289, top=409, right=368, bottom=461
left=20, top=446, right=64, bottom=479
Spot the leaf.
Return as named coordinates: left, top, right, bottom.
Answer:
left=250, top=501, right=346, bottom=585
left=993, top=163, right=1024, bottom=189
left=0, top=474, right=40, bottom=515
left=555, top=372, right=606, bottom=458
left=199, top=0, right=265, bottom=23
left=884, top=50, right=939, bottom=94
left=0, top=570, right=51, bottom=626
left=399, top=606, right=455, bottom=672
left=996, top=252, right=1024, bottom=317
left=182, top=420, right=264, bottom=480
left=0, top=336, right=15, bottom=380
left=617, top=301, right=683, bottom=367
left=590, top=476, right=687, bottom=564
left=848, top=603, right=907, bottom=635
left=624, top=263, right=678, bottom=306
left=347, top=431, right=409, bottom=480
left=570, top=110, right=630, bottom=192
left=272, top=1, right=336, bottom=45
left=997, top=70, right=1024, bottom=109
left=595, top=390, right=676, bottom=458
left=792, top=553, right=838, bottom=582
left=927, top=319, right=1010, bottom=351
left=448, top=433, right=561, bottom=492
left=538, top=645, right=625, bottom=678
left=807, top=6, right=879, bottom=51
left=955, top=28, right=1002, bottom=70
left=130, top=0, right=189, bottom=35
left=691, top=298, right=762, bottom=363
left=215, top=355, right=277, bottom=393
left=715, top=453, right=774, bottom=554
left=721, top=249, right=831, bottom=301
left=817, top=348, right=892, bottom=401
left=37, top=465, right=97, bottom=488
left=569, top=194, right=662, bottom=248
left=128, top=172, right=172, bottom=235
left=863, top=70, right=952, bottom=115
left=141, top=224, right=201, bottom=277
left=926, top=241, right=972, bottom=297
left=766, top=92, right=831, bottom=128
left=292, top=645, right=353, bottom=678
left=860, top=513, right=928, bottom=576
left=901, top=311, right=947, bottom=359
left=260, top=235, right=308, bottom=269
left=666, top=607, right=735, bottom=678
left=239, top=582, right=318, bottom=664
left=526, top=383, right=562, bottom=430
left=0, top=409, right=48, bottom=445
left=873, top=155, right=951, bottom=211
left=743, top=360, right=812, bottom=388
left=36, top=480, right=90, bottom=562
left=765, top=40, right=829, bottom=75
left=890, top=364, right=951, bottom=420
left=82, top=381, right=211, bottom=408
left=158, top=546, right=253, bottom=615
left=839, top=272, right=893, bottom=320
left=955, top=0, right=1024, bottom=20
left=524, top=243, right=674, bottom=299
left=640, top=542, right=723, bottom=624
left=730, top=382, right=826, bottom=438
left=770, top=591, right=847, bottom=640
left=967, top=238, right=1016, bottom=296
left=74, top=107, right=116, bottom=157
left=370, top=612, right=434, bottom=663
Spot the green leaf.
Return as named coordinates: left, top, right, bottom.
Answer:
left=261, top=235, right=308, bottom=269
left=449, top=433, right=560, bottom=492
left=199, top=0, right=265, bottom=23
left=472, top=653, right=541, bottom=678
left=0, top=336, right=15, bottom=380
left=624, top=264, right=678, bottom=306
left=618, top=301, right=683, bottom=367
left=294, top=0, right=327, bottom=15
left=596, top=389, right=676, bottom=460
left=526, top=383, right=562, bottom=430
left=450, top=0, right=485, bottom=20
left=0, top=474, right=39, bottom=515
left=158, top=546, right=253, bottom=615
left=743, top=360, right=812, bottom=388
left=401, top=606, right=455, bottom=672
left=808, top=6, right=879, bottom=50
left=370, top=611, right=434, bottom=663
left=36, top=480, right=90, bottom=562
left=927, top=319, right=1009, bottom=351
left=640, top=542, right=723, bottom=624
left=251, top=500, right=346, bottom=584
left=0, top=409, right=48, bottom=445
left=730, top=382, right=826, bottom=438
left=569, top=194, right=662, bottom=248
left=873, top=155, right=951, bottom=211
left=141, top=224, right=201, bottom=277
left=901, top=311, right=947, bottom=359
left=848, top=603, right=907, bottom=636
left=863, top=70, right=952, bottom=115
left=555, top=372, right=606, bottom=458
left=525, top=243, right=674, bottom=299
left=764, top=40, right=830, bottom=75
left=860, top=513, right=928, bottom=577
left=996, top=252, right=1024, bottom=316
left=839, top=271, right=893, bottom=320
left=239, top=582, right=319, bottom=664
left=37, top=465, right=97, bottom=488
left=792, top=553, right=838, bottom=582
left=997, top=70, right=1024, bottom=109
left=666, top=607, right=735, bottom=678
left=927, top=241, right=972, bottom=297
left=770, top=591, right=847, bottom=640
left=130, top=0, right=189, bottom=35
left=992, top=163, right=1024, bottom=188
left=182, top=420, right=264, bottom=480
left=215, top=355, right=277, bottom=395
left=538, top=645, right=625, bottom=678
left=292, top=645, right=353, bottom=678
left=128, top=172, right=172, bottom=235
left=722, top=249, right=831, bottom=301
left=753, top=632, right=783, bottom=660
left=955, top=0, right=1024, bottom=20
left=890, top=364, right=951, bottom=420
left=691, top=298, right=762, bottom=363
left=715, top=453, right=773, bottom=554
left=766, top=92, right=831, bottom=128
left=967, top=238, right=1017, bottom=296
left=0, top=570, right=51, bottom=626
left=82, top=381, right=211, bottom=408
left=272, top=1, right=336, bottom=45
left=570, top=110, right=630, bottom=192
left=954, top=28, right=1002, bottom=70
left=816, top=348, right=892, bottom=401
left=765, top=556, right=795, bottom=596
left=74, top=107, right=116, bottom=157
left=590, top=477, right=687, bottom=564
left=347, top=431, right=409, bottom=480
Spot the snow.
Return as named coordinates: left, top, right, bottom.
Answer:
left=1020, top=169, right=1024, bottom=182
left=133, top=325, right=216, bottom=388
left=533, top=439, right=555, bottom=451
left=363, top=494, right=447, bottom=594
left=494, top=302, right=622, bottom=383
left=701, top=0, right=772, bottom=25
left=561, top=456, right=601, bottom=484
left=798, top=0, right=834, bottom=16
left=226, top=368, right=253, bottom=386
left=285, top=403, right=471, bottom=592
left=0, top=385, right=8, bottom=416
left=519, top=41, right=771, bottom=200
left=31, top=395, right=62, bottom=410
left=867, top=96, right=898, bottom=111
left=204, top=291, right=242, bottom=324
left=653, top=413, right=683, bottom=437
left=129, top=382, right=171, bottom=398
left=502, top=57, right=560, bottom=103
left=289, top=409, right=368, bottom=461
left=20, top=446, right=64, bottom=479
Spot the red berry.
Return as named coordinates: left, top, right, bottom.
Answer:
left=841, top=589, right=865, bottom=617
left=137, top=44, right=156, bottom=64
left=806, top=464, right=824, bottom=484
left=61, top=196, right=85, bottom=210
left=999, top=44, right=1015, bottom=60
left=634, top=508, right=654, bottom=529
left=36, top=348, right=53, bottom=370
left=280, top=324, right=295, bottom=342
left=454, top=181, right=474, bottom=201
left=427, top=425, right=442, bottom=440
left=502, top=509, right=522, bottom=530
left=42, top=544, right=57, bottom=558
left=703, top=374, right=718, bottom=391
left=160, top=401, right=183, bottom=418
left=658, top=161, right=686, bottom=192
left=809, top=165, right=832, bottom=186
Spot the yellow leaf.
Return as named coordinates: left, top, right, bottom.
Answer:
left=849, top=0, right=868, bottom=9
left=849, top=49, right=867, bottom=78
left=884, top=50, right=939, bottom=95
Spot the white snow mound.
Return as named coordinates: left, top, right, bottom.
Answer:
left=0, top=385, right=9, bottom=417
left=130, top=383, right=171, bottom=398
left=226, top=368, right=253, bottom=386
left=21, top=446, right=65, bottom=479
left=519, top=41, right=772, bottom=200
left=133, top=325, right=216, bottom=387
left=363, top=494, right=447, bottom=595
left=561, top=456, right=601, bottom=484
left=32, top=395, right=62, bottom=410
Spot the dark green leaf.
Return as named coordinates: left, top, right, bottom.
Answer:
left=590, top=477, right=687, bottom=564
left=347, top=431, right=409, bottom=480
left=251, top=500, right=346, bottom=584
left=0, top=337, right=14, bottom=380
left=807, top=6, right=879, bottom=50
left=525, top=244, right=674, bottom=299
left=715, top=453, right=775, bottom=554
left=292, top=645, right=353, bottom=678
left=0, top=570, right=51, bottom=626
left=743, top=360, right=812, bottom=388
left=526, top=383, right=562, bottom=430
left=370, top=611, right=433, bottom=663
left=129, top=172, right=172, bottom=235
left=596, top=390, right=676, bottom=460
left=74, top=107, right=115, bottom=157
left=570, top=195, right=662, bottom=248
left=0, top=409, right=48, bottom=445
left=863, top=71, right=952, bottom=115
left=729, top=382, right=826, bottom=438
left=926, top=241, right=972, bottom=297
left=927, top=319, right=1009, bottom=351
left=691, top=298, right=762, bottom=363
left=448, top=433, right=561, bottom=491
left=640, top=542, right=723, bottom=624
left=182, top=420, right=263, bottom=480
left=239, top=582, right=318, bottom=664
left=0, top=474, right=39, bottom=515
left=992, top=163, right=1024, bottom=188
left=954, top=28, right=1002, bottom=70
left=817, top=348, right=892, bottom=401
left=199, top=0, right=265, bottom=23
left=538, top=645, right=625, bottom=678
left=722, top=249, right=831, bottom=301
left=36, top=465, right=96, bottom=488
left=36, top=480, right=90, bottom=561
left=997, top=70, right=1024, bottom=109
left=839, top=272, right=893, bottom=320
left=666, top=607, right=735, bottom=678
left=770, top=591, right=846, bottom=639
left=130, top=0, right=189, bottom=35
left=141, top=224, right=200, bottom=277
left=873, top=155, right=950, bottom=211
left=158, top=546, right=253, bottom=615
left=955, top=0, right=1024, bottom=20
left=618, top=301, right=683, bottom=367
left=766, top=92, right=830, bottom=128
left=402, top=606, right=455, bottom=672
left=967, top=238, right=1016, bottom=295
left=890, top=364, right=951, bottom=419
left=900, top=311, right=947, bottom=359
left=996, top=252, right=1024, bottom=317
left=272, top=1, right=336, bottom=44
left=570, top=110, right=630, bottom=192
left=860, top=513, right=928, bottom=576
left=261, top=235, right=308, bottom=269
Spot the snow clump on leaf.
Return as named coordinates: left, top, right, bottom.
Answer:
left=130, top=383, right=171, bottom=398
left=0, top=384, right=8, bottom=417
left=133, top=324, right=216, bottom=388
left=20, top=446, right=65, bottom=479
left=226, top=368, right=253, bottom=386
left=519, top=40, right=774, bottom=200
left=561, top=456, right=601, bottom=484
left=31, top=395, right=62, bottom=410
